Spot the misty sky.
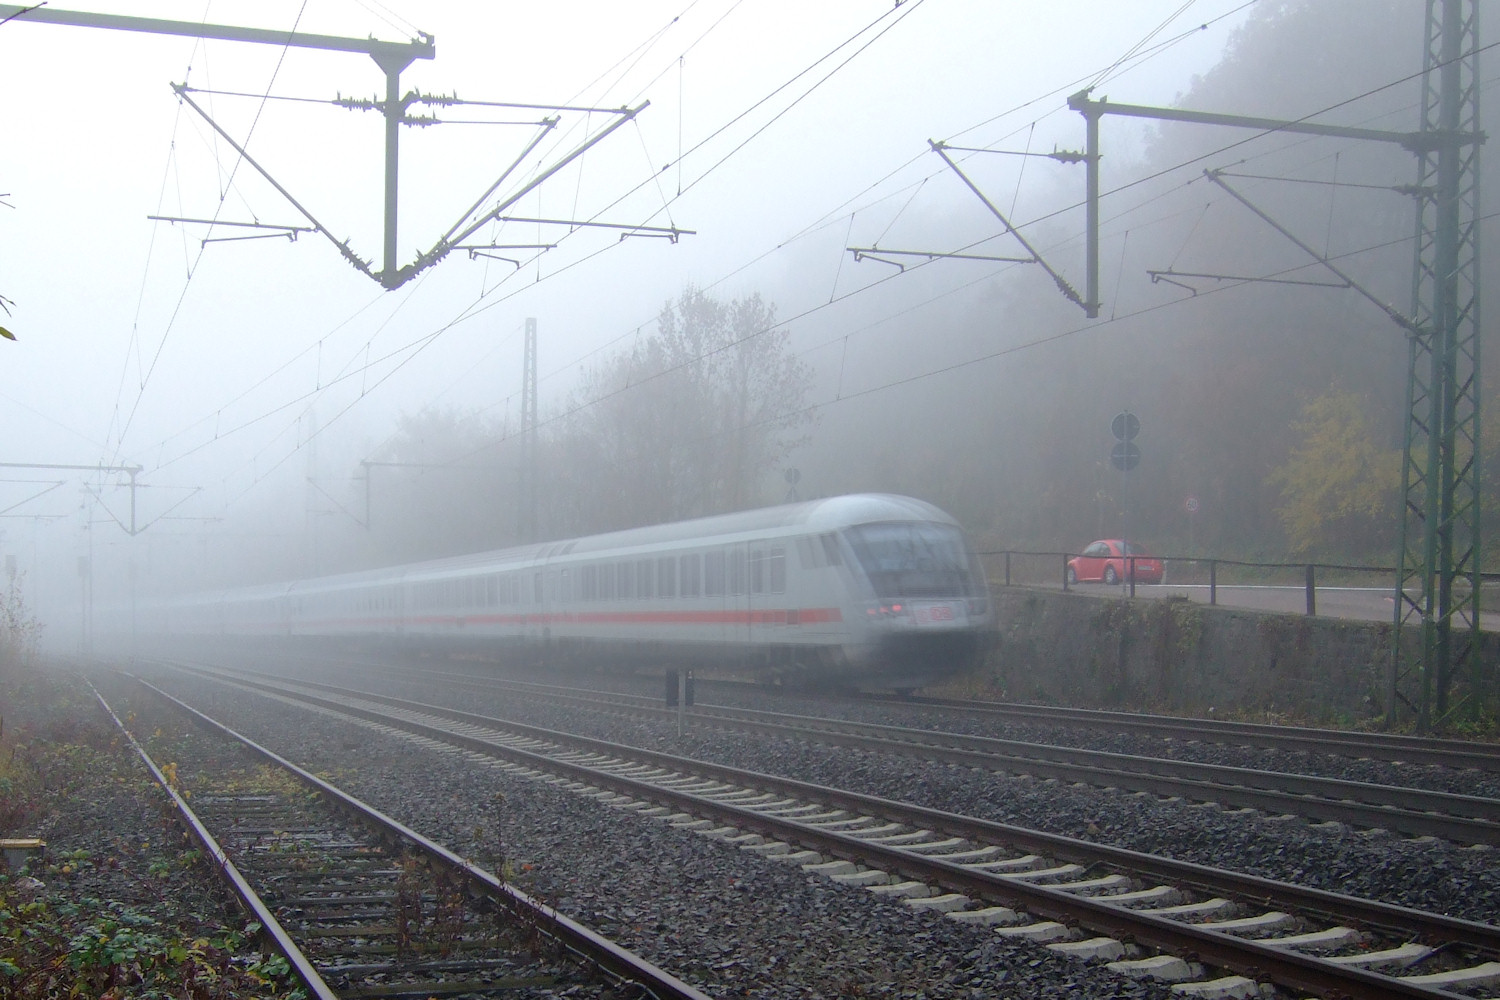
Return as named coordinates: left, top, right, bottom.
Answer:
left=0, top=0, right=1275, bottom=621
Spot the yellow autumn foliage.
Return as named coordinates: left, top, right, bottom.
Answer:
left=1269, top=387, right=1401, bottom=556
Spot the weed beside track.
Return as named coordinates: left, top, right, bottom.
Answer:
left=0, top=657, right=302, bottom=999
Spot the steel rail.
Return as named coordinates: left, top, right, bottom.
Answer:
left=674, top=704, right=1500, bottom=825
left=844, top=690, right=1500, bottom=773
left=274, top=656, right=1500, bottom=772
left=128, top=674, right=715, bottom=1000
left=88, top=682, right=341, bottom=1000
left=157, top=662, right=1500, bottom=1000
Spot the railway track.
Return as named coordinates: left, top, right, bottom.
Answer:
left=838, top=688, right=1500, bottom=775
left=148, top=659, right=1500, bottom=1000
left=94, top=674, right=712, bottom=1000
left=244, top=659, right=1500, bottom=847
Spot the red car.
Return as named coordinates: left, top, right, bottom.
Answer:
left=1067, top=539, right=1165, bottom=585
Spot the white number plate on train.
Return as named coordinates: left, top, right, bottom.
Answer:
left=912, top=602, right=965, bottom=626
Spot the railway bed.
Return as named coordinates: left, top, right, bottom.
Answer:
left=177, top=649, right=1500, bottom=926
left=93, top=673, right=710, bottom=1000
left=136, top=659, right=1500, bottom=1000
left=212, top=656, right=1500, bottom=846
left=247, top=649, right=1500, bottom=796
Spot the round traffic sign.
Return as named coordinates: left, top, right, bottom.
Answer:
left=1185, top=494, right=1200, bottom=514
left=1111, top=411, right=1140, bottom=441
left=1111, top=441, right=1141, bottom=471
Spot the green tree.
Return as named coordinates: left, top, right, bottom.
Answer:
left=0, top=573, right=42, bottom=667
left=1269, top=387, right=1400, bottom=556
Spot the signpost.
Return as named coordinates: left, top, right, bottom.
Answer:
left=1111, top=413, right=1139, bottom=593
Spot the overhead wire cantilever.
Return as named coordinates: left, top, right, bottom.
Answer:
left=1204, top=169, right=1418, bottom=333
left=169, top=84, right=667, bottom=289
left=458, top=243, right=559, bottom=268
left=849, top=247, right=1038, bottom=272
left=171, top=84, right=378, bottom=281
left=146, top=215, right=314, bottom=245
left=483, top=216, right=696, bottom=244
left=848, top=139, right=1088, bottom=309
left=929, top=140, right=1088, bottom=310
left=1146, top=267, right=1352, bottom=295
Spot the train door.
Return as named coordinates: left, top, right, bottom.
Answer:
left=728, top=543, right=750, bottom=652
left=393, top=575, right=407, bottom=642
left=529, top=569, right=544, bottom=644
left=746, top=541, right=767, bottom=650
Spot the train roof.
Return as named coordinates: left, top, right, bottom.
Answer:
left=556, top=493, right=956, bottom=555
left=187, top=494, right=961, bottom=599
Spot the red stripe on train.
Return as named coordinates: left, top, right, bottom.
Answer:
left=222, top=607, right=844, bottom=632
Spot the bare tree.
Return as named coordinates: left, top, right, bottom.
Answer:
left=548, top=287, right=815, bottom=534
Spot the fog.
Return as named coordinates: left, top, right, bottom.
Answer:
left=0, top=1, right=1469, bottom=651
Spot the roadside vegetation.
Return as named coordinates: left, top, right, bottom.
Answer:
left=0, top=637, right=301, bottom=999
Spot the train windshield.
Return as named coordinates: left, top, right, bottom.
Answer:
left=844, top=522, right=981, bottom=599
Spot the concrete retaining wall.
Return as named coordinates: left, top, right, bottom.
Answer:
left=979, top=587, right=1498, bottom=726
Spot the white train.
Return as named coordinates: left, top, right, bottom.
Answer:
left=149, top=494, right=993, bottom=691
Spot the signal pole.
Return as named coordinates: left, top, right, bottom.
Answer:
left=519, top=318, right=538, bottom=543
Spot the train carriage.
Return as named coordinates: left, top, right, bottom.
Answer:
left=144, top=494, right=992, bottom=691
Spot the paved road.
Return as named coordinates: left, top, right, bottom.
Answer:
left=1055, top=581, right=1497, bottom=631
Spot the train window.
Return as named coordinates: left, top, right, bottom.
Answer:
left=533, top=572, right=543, bottom=604
left=748, top=546, right=766, bottom=594
left=844, top=521, right=978, bottom=598
left=820, top=533, right=843, bottom=565
left=704, top=551, right=726, bottom=596
left=728, top=547, right=746, bottom=595
left=636, top=560, right=654, bottom=599
left=679, top=553, right=701, bottom=597
left=657, top=556, right=676, bottom=597
left=599, top=564, right=615, bottom=601
left=796, top=536, right=819, bottom=569
left=558, top=569, right=570, bottom=602
left=617, top=563, right=634, bottom=600
left=486, top=576, right=498, bottom=606
left=769, top=547, right=786, bottom=593
left=580, top=565, right=596, bottom=601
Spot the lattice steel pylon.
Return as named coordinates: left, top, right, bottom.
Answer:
left=519, top=317, right=539, bottom=543
left=1390, top=0, right=1485, bottom=731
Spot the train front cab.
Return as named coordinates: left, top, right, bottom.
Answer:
left=835, top=518, right=991, bottom=691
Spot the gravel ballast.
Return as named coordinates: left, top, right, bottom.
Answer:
left=226, top=655, right=1500, bottom=928
left=126, top=663, right=1189, bottom=999
left=109, top=649, right=1500, bottom=997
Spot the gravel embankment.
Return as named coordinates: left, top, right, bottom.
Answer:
left=236, top=657, right=1500, bottom=928
left=128, top=664, right=1183, bottom=1000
